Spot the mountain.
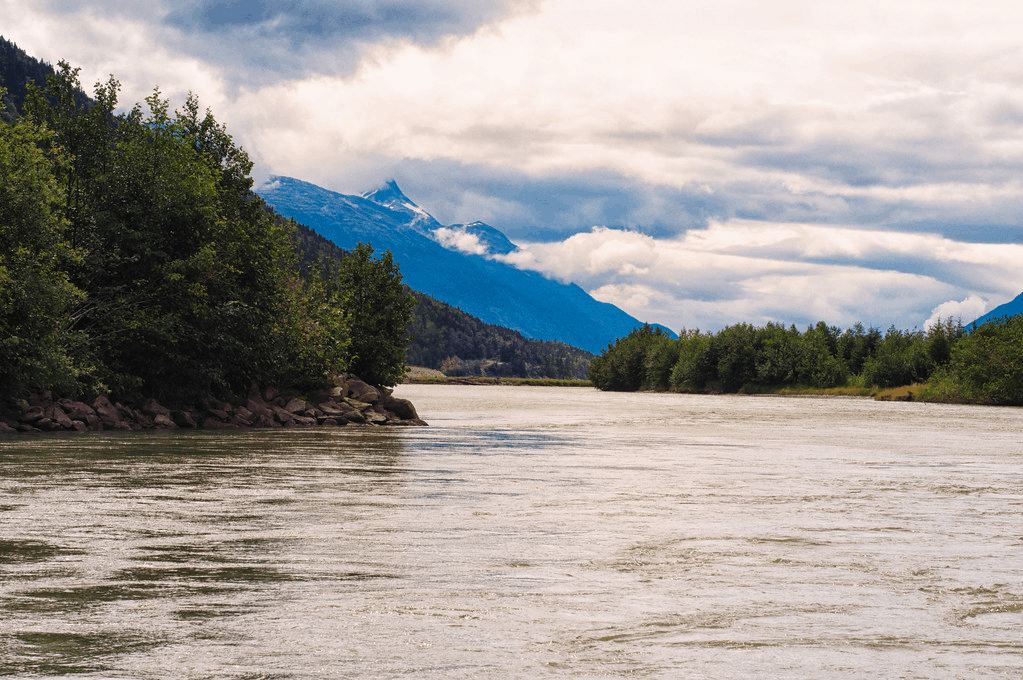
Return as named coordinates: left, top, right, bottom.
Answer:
left=259, top=176, right=668, bottom=353
left=969, top=291, right=1023, bottom=329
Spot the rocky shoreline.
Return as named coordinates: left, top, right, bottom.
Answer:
left=0, top=377, right=426, bottom=435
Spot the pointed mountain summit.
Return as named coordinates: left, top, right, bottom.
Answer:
left=362, top=179, right=440, bottom=233
left=258, top=176, right=669, bottom=353
left=362, top=178, right=409, bottom=205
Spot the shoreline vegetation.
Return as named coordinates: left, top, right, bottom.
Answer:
left=400, top=373, right=922, bottom=401
left=1, top=61, right=420, bottom=433
left=588, top=317, right=1023, bottom=406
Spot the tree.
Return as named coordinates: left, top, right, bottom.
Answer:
left=861, top=326, right=933, bottom=388
left=0, top=108, right=83, bottom=395
left=337, top=243, right=416, bottom=386
left=588, top=324, right=675, bottom=391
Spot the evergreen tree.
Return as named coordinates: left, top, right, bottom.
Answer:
left=337, top=243, right=415, bottom=386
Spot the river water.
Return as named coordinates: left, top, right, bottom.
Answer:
left=1, top=385, right=1022, bottom=678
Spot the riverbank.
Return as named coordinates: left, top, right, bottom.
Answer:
left=405, top=376, right=592, bottom=387
left=400, top=377, right=922, bottom=400
left=0, top=376, right=426, bottom=435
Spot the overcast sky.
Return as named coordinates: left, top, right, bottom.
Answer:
left=5, top=0, right=1023, bottom=333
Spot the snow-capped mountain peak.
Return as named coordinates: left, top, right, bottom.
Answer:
left=361, top=179, right=439, bottom=233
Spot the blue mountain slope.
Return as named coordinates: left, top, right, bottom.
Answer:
left=969, top=291, right=1023, bottom=328
left=258, top=176, right=665, bottom=353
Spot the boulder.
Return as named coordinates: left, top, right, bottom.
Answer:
left=245, top=397, right=273, bottom=420
left=207, top=408, right=230, bottom=421
left=346, top=379, right=380, bottom=404
left=344, top=409, right=367, bottom=424
left=172, top=410, right=198, bottom=429
left=364, top=410, right=388, bottom=425
left=317, top=402, right=345, bottom=416
left=93, top=396, right=129, bottom=430
left=291, top=414, right=317, bottom=427
left=380, top=396, right=421, bottom=422
left=271, top=405, right=295, bottom=425
left=153, top=414, right=177, bottom=429
left=141, top=398, right=172, bottom=418
left=231, top=406, right=255, bottom=427
left=20, top=406, right=45, bottom=424
left=62, top=400, right=96, bottom=420
left=282, top=397, right=308, bottom=414
left=36, top=418, right=60, bottom=431
left=45, top=405, right=74, bottom=430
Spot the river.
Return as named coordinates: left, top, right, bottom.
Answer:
left=1, top=385, right=1022, bottom=678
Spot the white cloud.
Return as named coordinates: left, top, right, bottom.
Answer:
left=924, top=296, right=991, bottom=330
left=1, top=1, right=229, bottom=111
left=497, top=221, right=1023, bottom=332
left=432, top=226, right=488, bottom=255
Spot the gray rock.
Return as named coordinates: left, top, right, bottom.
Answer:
left=141, top=398, right=171, bottom=418
left=317, top=402, right=345, bottom=416
left=62, top=400, right=96, bottom=420
left=45, top=405, right=73, bottom=430
left=153, top=414, right=177, bottom=428
left=346, top=379, right=380, bottom=404
left=172, top=410, right=197, bottom=428
left=380, top=396, right=421, bottom=421
left=20, top=406, right=45, bottom=424
left=282, top=397, right=308, bottom=414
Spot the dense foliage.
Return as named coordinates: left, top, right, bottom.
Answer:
left=1, top=60, right=413, bottom=402
left=0, top=112, right=81, bottom=395
left=590, top=319, right=966, bottom=394
left=920, top=316, right=1023, bottom=405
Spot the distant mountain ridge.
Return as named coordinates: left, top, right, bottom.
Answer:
left=970, top=291, right=1023, bottom=328
left=258, top=175, right=668, bottom=353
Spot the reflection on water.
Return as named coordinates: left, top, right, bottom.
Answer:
left=1, top=387, right=1022, bottom=678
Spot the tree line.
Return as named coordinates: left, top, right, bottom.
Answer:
left=1, top=61, right=413, bottom=405
left=589, top=316, right=1023, bottom=406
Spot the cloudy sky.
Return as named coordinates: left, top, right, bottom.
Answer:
left=5, top=0, right=1023, bottom=333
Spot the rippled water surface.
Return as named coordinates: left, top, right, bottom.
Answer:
left=2, top=385, right=1022, bottom=678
